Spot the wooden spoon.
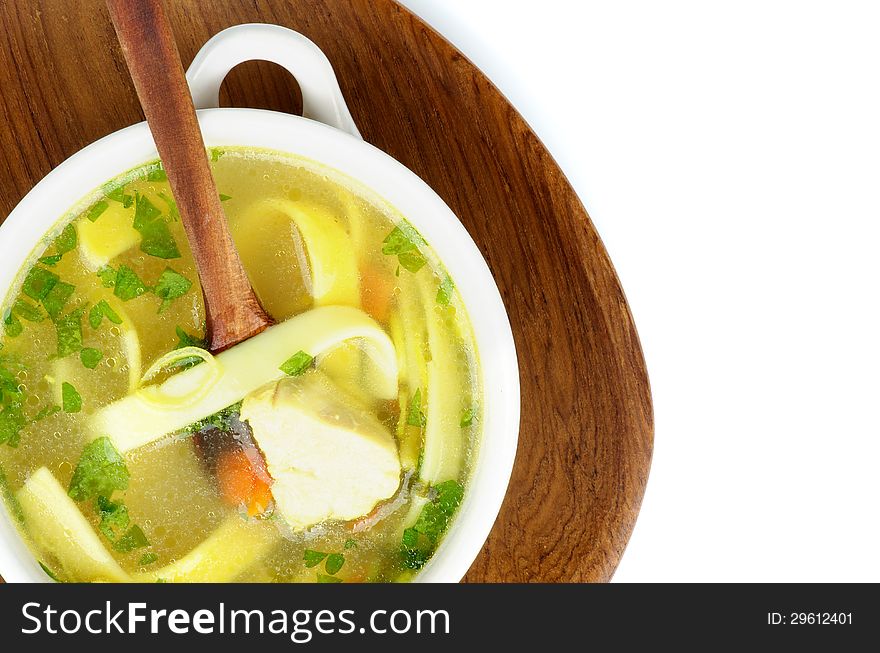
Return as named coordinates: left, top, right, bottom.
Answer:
left=105, top=0, right=273, bottom=352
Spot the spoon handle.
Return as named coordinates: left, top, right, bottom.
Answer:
left=106, top=0, right=273, bottom=352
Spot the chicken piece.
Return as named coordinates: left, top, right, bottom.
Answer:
left=240, top=372, right=401, bottom=530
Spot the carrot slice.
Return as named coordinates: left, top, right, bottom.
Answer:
left=217, top=448, right=273, bottom=517
left=360, top=264, right=395, bottom=323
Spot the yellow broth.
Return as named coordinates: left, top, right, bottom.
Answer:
left=0, top=148, right=480, bottom=582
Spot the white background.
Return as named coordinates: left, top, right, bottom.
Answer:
left=398, top=0, right=880, bottom=581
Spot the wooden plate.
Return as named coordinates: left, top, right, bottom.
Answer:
left=0, top=0, right=653, bottom=582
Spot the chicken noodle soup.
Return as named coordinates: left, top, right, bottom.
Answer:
left=0, top=148, right=480, bottom=582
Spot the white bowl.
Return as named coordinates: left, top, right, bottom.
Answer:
left=0, top=24, right=519, bottom=583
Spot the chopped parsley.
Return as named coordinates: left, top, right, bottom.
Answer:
left=280, top=350, right=313, bottom=377
left=86, top=200, right=109, bottom=223
left=53, top=224, right=77, bottom=256
left=133, top=193, right=181, bottom=260
left=113, top=265, right=149, bottom=301
left=39, top=562, right=62, bottom=582
left=89, top=300, right=122, bottom=329
left=33, top=404, right=60, bottom=421
left=22, top=266, right=59, bottom=302
left=210, top=148, right=225, bottom=162
left=96, top=495, right=130, bottom=541
left=186, top=401, right=242, bottom=434
left=97, top=266, right=117, bottom=288
left=55, top=307, right=85, bottom=358
left=406, top=389, right=427, bottom=427
left=42, top=281, right=75, bottom=320
left=113, top=524, right=150, bottom=552
left=344, top=538, right=357, bottom=550
left=436, top=274, right=454, bottom=305
left=38, top=254, right=62, bottom=266
left=13, top=298, right=45, bottom=323
left=3, top=311, right=22, bottom=337
left=303, top=550, right=328, bottom=568
left=0, top=399, right=25, bottom=447
left=219, top=194, right=232, bottom=202
left=381, top=221, right=427, bottom=273
left=139, top=552, right=159, bottom=566
left=460, top=407, right=477, bottom=428
left=146, top=164, right=167, bottom=182
left=67, top=436, right=130, bottom=501
left=316, top=574, right=343, bottom=583
left=61, top=382, right=82, bottom=413
left=154, top=267, right=192, bottom=313
left=172, top=326, right=209, bottom=369
left=400, top=480, right=464, bottom=570
left=80, top=347, right=103, bottom=369
left=324, top=553, right=345, bottom=575
left=106, top=185, right=134, bottom=208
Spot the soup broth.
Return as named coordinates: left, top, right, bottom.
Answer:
left=0, top=148, right=480, bottom=582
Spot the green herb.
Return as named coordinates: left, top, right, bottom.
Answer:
left=139, top=552, right=159, bottom=566
left=280, top=350, right=313, bottom=377
left=303, top=550, right=328, bottom=568
left=96, top=495, right=130, bottom=541
left=106, top=186, right=134, bottom=208
left=155, top=578, right=168, bottom=583
left=97, top=266, right=117, bottom=288
left=0, top=400, right=25, bottom=447
left=114, top=265, right=149, bottom=301
left=404, top=528, right=422, bottom=550
left=22, top=266, right=59, bottom=301
left=324, top=553, right=345, bottom=575
left=42, top=281, right=75, bottom=320
left=3, top=311, right=22, bottom=337
left=343, top=538, right=357, bottom=550
left=0, top=363, right=18, bottom=398
left=210, top=148, right=225, bottom=162
left=13, top=298, right=45, bottom=323
left=436, top=275, right=454, bottom=305
left=176, top=325, right=207, bottom=349
left=187, top=401, right=242, bottom=434
left=34, top=404, right=60, bottom=421
left=0, top=466, right=25, bottom=524
left=89, top=300, right=122, bottom=329
left=382, top=221, right=427, bottom=273
left=399, top=480, right=464, bottom=570
left=53, top=224, right=77, bottom=256
left=406, top=388, right=427, bottom=427
left=317, top=574, right=343, bottom=584
left=67, top=436, right=130, bottom=501
left=55, top=308, right=84, bottom=357
left=80, top=348, right=103, bottom=369
left=87, top=200, right=109, bottom=223
left=39, top=561, right=61, bottom=582
left=460, top=407, right=476, bottom=428
left=61, top=382, right=82, bottom=413
left=219, top=194, right=232, bottom=202
left=133, top=193, right=181, bottom=259
left=171, top=326, right=208, bottom=369
left=39, top=254, right=63, bottom=266
left=113, top=524, right=150, bottom=552
left=401, top=546, right=431, bottom=570
left=146, top=164, right=167, bottom=182
left=154, top=267, right=192, bottom=313
left=157, top=192, right=179, bottom=222
left=106, top=186, right=125, bottom=203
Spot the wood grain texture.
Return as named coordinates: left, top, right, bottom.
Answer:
left=106, top=0, right=273, bottom=351
left=0, top=0, right=653, bottom=582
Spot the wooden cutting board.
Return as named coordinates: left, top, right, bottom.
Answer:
left=0, top=0, right=653, bottom=582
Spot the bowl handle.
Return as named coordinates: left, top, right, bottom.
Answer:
left=186, top=24, right=362, bottom=139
